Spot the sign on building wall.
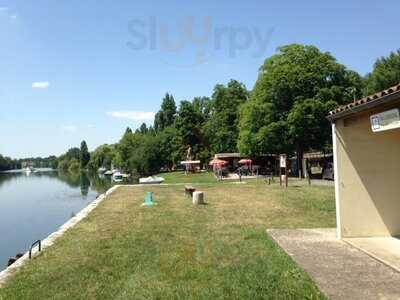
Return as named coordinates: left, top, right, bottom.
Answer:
left=280, top=154, right=286, bottom=168
left=370, top=108, right=400, bottom=132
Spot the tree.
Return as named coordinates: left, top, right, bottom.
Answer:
left=364, top=49, right=400, bottom=95
left=65, top=147, right=80, bottom=161
left=0, top=154, right=18, bottom=171
left=192, top=96, right=212, bottom=122
left=136, top=123, right=149, bottom=134
left=57, top=147, right=81, bottom=172
left=205, top=80, right=248, bottom=154
left=154, top=93, right=177, bottom=131
left=128, top=134, right=161, bottom=175
left=174, top=100, right=204, bottom=160
left=88, top=144, right=116, bottom=170
left=79, top=141, right=90, bottom=169
left=117, top=128, right=135, bottom=171
left=157, top=125, right=180, bottom=170
left=68, top=158, right=80, bottom=173
left=287, top=99, right=332, bottom=156
left=238, top=44, right=363, bottom=176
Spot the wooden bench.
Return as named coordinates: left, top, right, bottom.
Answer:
left=184, top=185, right=196, bottom=197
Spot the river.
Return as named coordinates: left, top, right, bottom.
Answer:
left=0, top=169, right=116, bottom=270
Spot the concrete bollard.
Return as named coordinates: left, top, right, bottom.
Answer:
left=192, top=191, right=204, bottom=205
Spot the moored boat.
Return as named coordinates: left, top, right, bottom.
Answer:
left=112, top=172, right=124, bottom=182
left=139, top=176, right=165, bottom=184
left=25, top=167, right=35, bottom=174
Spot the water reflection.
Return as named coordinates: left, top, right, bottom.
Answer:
left=0, top=170, right=119, bottom=269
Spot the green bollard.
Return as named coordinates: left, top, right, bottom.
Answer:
left=142, top=191, right=155, bottom=206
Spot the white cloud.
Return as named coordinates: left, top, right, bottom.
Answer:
left=62, top=125, right=78, bottom=132
left=32, top=81, right=49, bottom=89
left=10, top=15, right=16, bottom=19
left=107, top=111, right=155, bottom=121
left=0, top=7, right=8, bottom=11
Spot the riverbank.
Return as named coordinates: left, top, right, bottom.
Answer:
left=0, top=180, right=334, bottom=299
left=0, top=185, right=120, bottom=287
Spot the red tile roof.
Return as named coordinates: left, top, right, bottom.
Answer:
left=328, top=83, right=400, bottom=117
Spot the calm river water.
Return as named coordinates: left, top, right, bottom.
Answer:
left=0, top=169, right=115, bottom=269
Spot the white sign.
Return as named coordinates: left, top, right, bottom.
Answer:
left=370, top=108, right=400, bottom=132
left=280, top=155, right=286, bottom=168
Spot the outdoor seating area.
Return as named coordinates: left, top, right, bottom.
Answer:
left=209, top=153, right=332, bottom=181
left=209, top=154, right=272, bottom=180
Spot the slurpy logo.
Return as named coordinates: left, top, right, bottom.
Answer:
left=127, top=16, right=274, bottom=67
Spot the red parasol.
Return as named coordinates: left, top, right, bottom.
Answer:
left=209, top=158, right=228, bottom=167
left=238, top=159, right=252, bottom=165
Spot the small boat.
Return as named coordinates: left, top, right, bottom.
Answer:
left=139, top=176, right=165, bottom=184
left=104, top=170, right=113, bottom=175
left=25, top=167, right=35, bottom=174
left=112, top=172, right=124, bottom=182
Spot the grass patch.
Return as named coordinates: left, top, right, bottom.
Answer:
left=157, top=171, right=218, bottom=184
left=0, top=184, right=334, bottom=299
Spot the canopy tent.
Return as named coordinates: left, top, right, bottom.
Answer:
left=181, top=160, right=201, bottom=174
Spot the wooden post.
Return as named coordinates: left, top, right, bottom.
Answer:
left=285, top=157, right=288, bottom=188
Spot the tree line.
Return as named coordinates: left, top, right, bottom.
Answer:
left=0, top=154, right=58, bottom=171
left=3, top=44, right=399, bottom=175
left=82, top=44, right=399, bottom=176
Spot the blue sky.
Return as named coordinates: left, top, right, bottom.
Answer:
left=0, top=0, right=399, bottom=158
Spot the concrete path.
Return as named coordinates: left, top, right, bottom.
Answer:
left=267, top=228, right=400, bottom=300
left=344, top=236, right=400, bottom=273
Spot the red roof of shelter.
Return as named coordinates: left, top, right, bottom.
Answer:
left=328, top=83, right=400, bottom=120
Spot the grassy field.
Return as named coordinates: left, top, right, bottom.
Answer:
left=0, top=183, right=335, bottom=299
left=156, top=171, right=218, bottom=184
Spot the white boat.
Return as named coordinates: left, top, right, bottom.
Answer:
left=104, top=170, right=113, bottom=175
left=112, top=172, right=124, bottom=182
left=139, top=176, right=165, bottom=184
left=25, top=167, right=35, bottom=174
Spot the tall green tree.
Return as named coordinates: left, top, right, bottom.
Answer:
left=117, top=128, right=135, bottom=171
left=364, top=49, right=400, bottom=95
left=238, top=44, right=363, bottom=175
left=157, top=125, right=180, bottom=170
left=57, top=147, right=81, bottom=172
left=154, top=93, right=177, bottom=131
left=88, top=144, right=116, bottom=170
left=79, top=141, right=90, bottom=169
left=115, top=129, right=162, bottom=175
left=174, top=100, right=204, bottom=161
left=205, top=80, right=248, bottom=154
left=136, top=123, right=149, bottom=135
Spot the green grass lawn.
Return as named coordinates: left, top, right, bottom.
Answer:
left=157, top=171, right=218, bottom=184
left=0, top=184, right=335, bottom=299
